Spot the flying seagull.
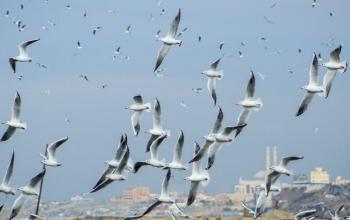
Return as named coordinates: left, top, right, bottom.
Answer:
left=90, top=145, right=130, bottom=193
left=40, top=136, right=69, bottom=167
left=189, top=106, right=223, bottom=163
left=206, top=124, right=247, bottom=170
left=9, top=170, right=46, bottom=219
left=1, top=91, right=27, bottom=142
left=322, top=45, right=348, bottom=98
left=154, top=8, right=182, bottom=72
left=145, top=98, right=170, bottom=152
left=0, top=151, right=16, bottom=195
left=9, top=38, right=40, bottom=73
left=185, top=142, right=209, bottom=206
left=126, top=95, right=151, bottom=136
left=125, top=169, right=182, bottom=219
left=328, top=205, right=344, bottom=220
left=166, top=130, right=186, bottom=170
left=201, top=58, right=224, bottom=106
left=265, top=155, right=303, bottom=196
left=134, top=134, right=167, bottom=173
left=296, top=53, right=324, bottom=116
left=235, top=71, right=263, bottom=137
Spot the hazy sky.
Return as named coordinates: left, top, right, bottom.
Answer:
left=0, top=0, right=349, bottom=203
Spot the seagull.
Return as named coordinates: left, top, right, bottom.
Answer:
left=77, top=41, right=82, bottom=49
left=189, top=106, right=223, bottom=163
left=125, top=169, right=182, bottom=219
left=155, top=29, right=161, bottom=38
left=201, top=58, right=224, bottom=106
left=192, top=88, right=203, bottom=94
left=322, top=46, right=348, bottom=98
left=160, top=8, right=166, bottom=15
left=206, top=124, right=247, bottom=170
left=166, top=130, right=187, bottom=170
left=185, top=142, right=209, bottom=206
left=124, top=25, right=131, bottom=34
left=40, top=137, right=69, bottom=167
left=219, top=42, right=224, bottom=50
left=36, top=62, right=47, bottom=69
left=1, top=92, right=27, bottom=142
left=180, top=101, right=187, bottom=108
left=91, top=135, right=132, bottom=192
left=0, top=151, right=16, bottom=195
left=9, top=170, right=46, bottom=219
left=198, top=35, right=202, bottom=42
left=145, top=99, right=170, bottom=152
left=134, top=134, right=167, bottom=173
left=238, top=50, right=243, bottom=58
left=176, top=27, right=188, bottom=37
left=154, top=8, right=182, bottom=72
left=126, top=95, right=151, bottom=136
left=79, top=74, right=89, bottom=81
left=90, top=145, right=130, bottom=193
left=92, top=26, right=102, bottom=35
left=328, top=205, right=344, bottom=220
left=265, top=156, right=303, bottom=196
left=235, top=71, right=262, bottom=136
left=9, top=38, right=40, bottom=73
left=294, top=209, right=317, bottom=220
left=296, top=53, right=324, bottom=116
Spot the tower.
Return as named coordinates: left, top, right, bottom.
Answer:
left=273, top=146, right=278, bottom=166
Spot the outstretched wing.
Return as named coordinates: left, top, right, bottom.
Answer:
left=186, top=181, right=200, bottom=206
left=154, top=44, right=171, bottom=72
left=3, top=151, right=15, bottom=185
left=29, top=169, right=46, bottom=188
left=167, top=9, right=181, bottom=38
left=1, top=126, right=16, bottom=142
left=296, top=92, right=314, bottom=117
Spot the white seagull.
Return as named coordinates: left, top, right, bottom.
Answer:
left=154, top=8, right=182, bottom=72
left=90, top=145, right=130, bottom=193
left=145, top=98, right=170, bottom=152
left=189, top=106, right=223, bottom=163
left=185, top=142, right=209, bottom=206
left=9, top=170, right=46, bottom=219
left=1, top=91, right=27, bottom=142
left=9, top=38, right=40, bottom=73
left=40, top=136, right=69, bottom=167
left=265, top=155, right=303, bottom=196
left=126, top=95, right=151, bottom=136
left=236, top=71, right=263, bottom=137
left=134, top=134, right=168, bottom=173
left=201, top=58, right=224, bottom=106
left=296, top=53, right=324, bottom=116
left=166, top=130, right=187, bottom=170
left=0, top=151, right=16, bottom=195
left=322, top=45, right=348, bottom=98
left=125, top=169, right=182, bottom=219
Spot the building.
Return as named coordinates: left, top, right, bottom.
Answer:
left=333, top=176, right=350, bottom=185
left=122, top=187, right=150, bottom=201
left=310, top=167, right=330, bottom=184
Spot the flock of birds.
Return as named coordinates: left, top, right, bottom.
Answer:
left=0, top=2, right=349, bottom=220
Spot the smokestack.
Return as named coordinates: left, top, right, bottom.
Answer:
left=266, top=146, right=270, bottom=171
left=273, top=146, right=278, bottom=166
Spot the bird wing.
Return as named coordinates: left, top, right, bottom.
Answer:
left=126, top=200, right=163, bottom=220
left=47, top=136, right=69, bottom=160
left=329, top=45, right=341, bottom=63
left=150, top=135, right=167, bottom=160
left=210, top=58, right=221, bottom=70
left=12, top=91, right=21, bottom=121
left=173, top=130, right=184, bottom=163
left=235, top=107, right=250, bottom=137
left=335, top=205, right=344, bottom=217
left=1, top=126, right=16, bottom=142
left=296, top=92, right=314, bottom=117
left=241, top=201, right=255, bottom=215
left=116, top=147, right=130, bottom=174
left=246, top=71, right=255, bottom=98
left=9, top=58, right=16, bottom=73
left=153, top=98, right=162, bottom=130
left=206, top=142, right=221, bottom=170
left=189, top=140, right=212, bottom=163
left=167, top=9, right=181, bottom=38
left=322, top=69, right=337, bottom=98
left=29, top=169, right=46, bottom=188
left=309, top=53, right=319, bottom=85
left=90, top=178, right=114, bottom=193
left=131, top=111, right=142, bottom=136
left=133, top=95, right=143, bottom=104
left=9, top=194, right=28, bottom=220
left=265, top=170, right=280, bottom=196
left=92, top=166, right=115, bottom=190
left=192, top=142, right=203, bottom=174
left=207, top=77, right=217, bottom=105
left=146, top=134, right=159, bottom=152
left=211, top=106, right=223, bottom=134
left=280, top=156, right=304, bottom=167
left=3, top=151, right=15, bottom=185
left=161, top=169, right=171, bottom=196
left=222, top=124, right=247, bottom=137
left=186, top=181, right=200, bottom=206
left=154, top=44, right=171, bottom=72
left=133, top=161, right=149, bottom=174
left=18, top=38, right=40, bottom=57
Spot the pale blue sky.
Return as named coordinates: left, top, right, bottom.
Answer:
left=0, top=0, right=349, bottom=203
